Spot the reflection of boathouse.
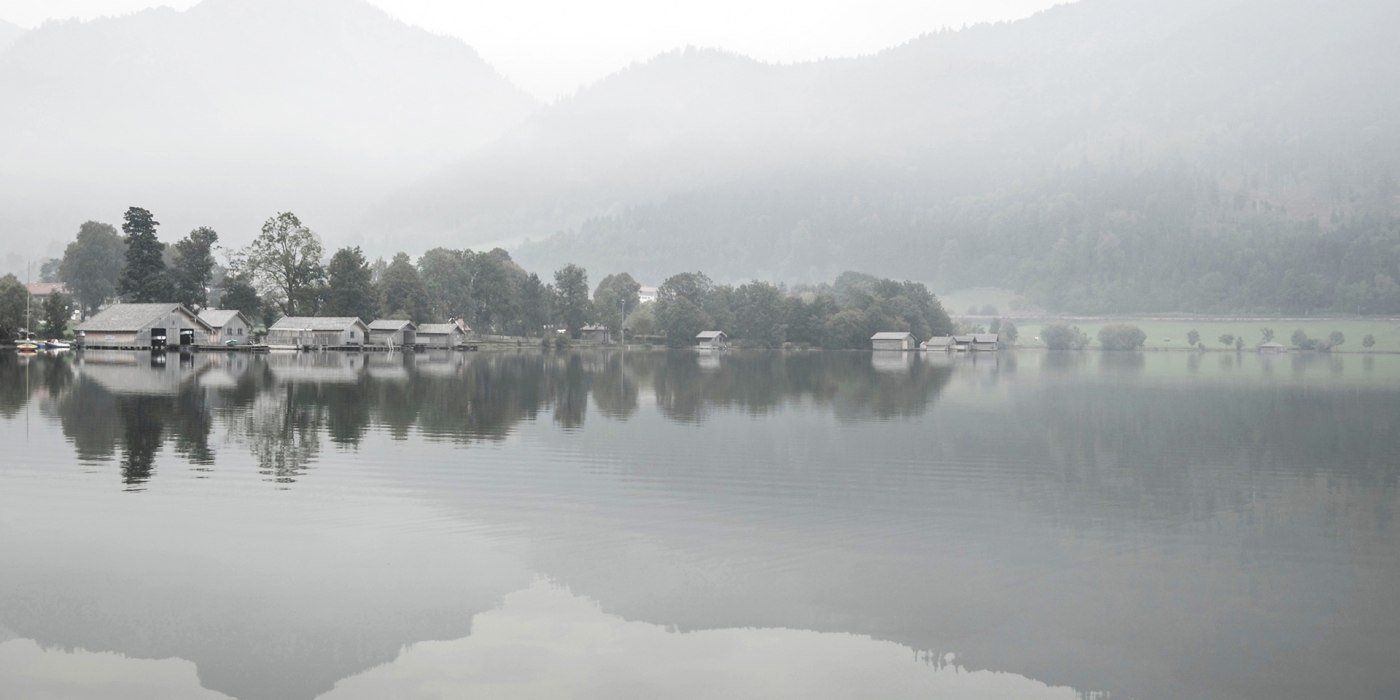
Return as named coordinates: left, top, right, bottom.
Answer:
left=77, top=352, right=200, bottom=395
left=872, top=352, right=916, bottom=373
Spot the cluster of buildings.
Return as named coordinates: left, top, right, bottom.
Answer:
left=872, top=332, right=999, bottom=352
left=73, top=303, right=473, bottom=351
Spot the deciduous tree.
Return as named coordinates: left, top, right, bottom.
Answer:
left=241, top=212, right=324, bottom=317
left=59, top=221, right=126, bottom=318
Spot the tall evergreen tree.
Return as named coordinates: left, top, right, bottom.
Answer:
left=324, top=246, right=378, bottom=320
left=170, top=227, right=219, bottom=309
left=219, top=273, right=264, bottom=326
left=519, top=273, right=551, bottom=336
left=117, top=206, right=172, bottom=302
left=378, top=252, right=427, bottom=320
left=553, top=264, right=591, bottom=338
left=41, top=292, right=74, bottom=339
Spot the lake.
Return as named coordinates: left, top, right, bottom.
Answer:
left=0, top=349, right=1397, bottom=699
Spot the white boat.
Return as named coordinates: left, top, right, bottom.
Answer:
left=42, top=339, right=72, bottom=350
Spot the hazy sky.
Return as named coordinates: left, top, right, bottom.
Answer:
left=0, top=0, right=1063, bottom=100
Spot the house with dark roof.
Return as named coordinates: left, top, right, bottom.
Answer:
left=198, top=309, right=255, bottom=345
left=417, top=319, right=470, bottom=349
left=368, top=319, right=417, bottom=348
left=266, top=317, right=368, bottom=349
left=75, top=303, right=212, bottom=349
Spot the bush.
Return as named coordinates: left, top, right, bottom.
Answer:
left=1097, top=324, right=1147, bottom=351
left=1043, top=323, right=1089, bottom=350
left=1291, top=329, right=1317, bottom=351
left=1363, top=334, right=1376, bottom=349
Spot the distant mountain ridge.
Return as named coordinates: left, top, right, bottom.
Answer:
left=0, top=19, right=23, bottom=53
left=369, top=0, right=1400, bottom=313
left=0, top=0, right=538, bottom=268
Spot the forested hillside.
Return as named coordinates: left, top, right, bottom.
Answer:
left=374, top=0, right=1400, bottom=313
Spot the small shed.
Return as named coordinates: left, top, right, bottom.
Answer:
left=266, top=317, right=368, bottom=348
left=695, top=330, right=728, bottom=349
left=198, top=309, right=255, bottom=345
left=75, top=303, right=212, bottom=349
left=368, top=319, right=417, bottom=348
left=922, top=336, right=953, bottom=352
left=1258, top=342, right=1287, bottom=354
left=871, top=331, right=915, bottom=352
left=971, top=333, right=1000, bottom=351
left=580, top=324, right=612, bottom=344
left=417, top=319, right=469, bottom=349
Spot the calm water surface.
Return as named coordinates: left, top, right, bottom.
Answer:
left=0, top=349, right=1397, bottom=699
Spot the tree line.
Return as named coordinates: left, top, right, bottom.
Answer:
left=33, top=207, right=953, bottom=348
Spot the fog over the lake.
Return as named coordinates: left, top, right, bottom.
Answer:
left=2, top=0, right=1399, bottom=314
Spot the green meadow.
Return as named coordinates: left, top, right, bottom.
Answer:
left=1011, top=318, right=1400, bottom=351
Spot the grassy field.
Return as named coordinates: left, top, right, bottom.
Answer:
left=1010, top=318, right=1400, bottom=351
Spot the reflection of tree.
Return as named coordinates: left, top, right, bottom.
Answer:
left=552, top=354, right=590, bottom=429
left=233, top=388, right=322, bottom=484
left=52, top=372, right=120, bottom=463
left=0, top=354, right=37, bottom=417
left=650, top=351, right=949, bottom=423
left=117, top=396, right=169, bottom=487
left=590, top=352, right=639, bottom=419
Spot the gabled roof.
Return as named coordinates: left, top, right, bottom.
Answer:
left=26, top=282, right=67, bottom=296
left=198, top=309, right=252, bottom=328
left=972, top=333, right=999, bottom=343
left=76, top=303, right=212, bottom=332
left=871, top=331, right=914, bottom=340
left=368, top=319, right=416, bottom=331
left=696, top=330, right=726, bottom=339
left=417, top=323, right=466, bottom=335
left=923, top=336, right=953, bottom=346
left=270, top=316, right=366, bottom=332
left=952, top=335, right=975, bottom=343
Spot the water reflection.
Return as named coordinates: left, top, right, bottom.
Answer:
left=3, top=351, right=959, bottom=484
left=0, top=350, right=1397, bottom=699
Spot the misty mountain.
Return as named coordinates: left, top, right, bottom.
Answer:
left=0, top=0, right=537, bottom=272
left=0, top=20, right=23, bottom=53
left=372, top=0, right=1400, bottom=313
